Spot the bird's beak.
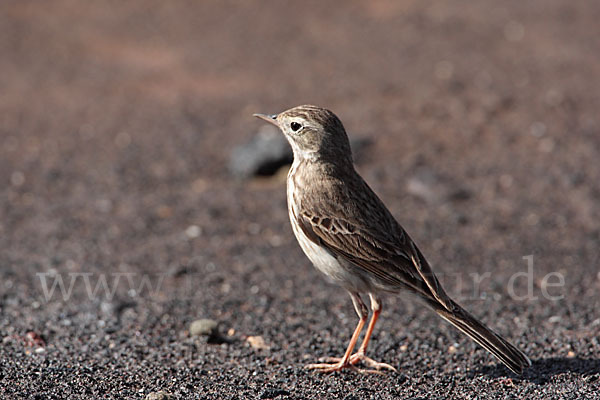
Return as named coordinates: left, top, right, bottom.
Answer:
left=253, top=113, right=278, bottom=126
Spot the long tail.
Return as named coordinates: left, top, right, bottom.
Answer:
left=427, top=298, right=531, bottom=374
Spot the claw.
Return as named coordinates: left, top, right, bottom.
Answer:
left=349, top=353, right=397, bottom=372
left=305, top=361, right=360, bottom=373
left=306, top=353, right=396, bottom=374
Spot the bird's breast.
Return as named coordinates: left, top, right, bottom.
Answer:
left=286, top=164, right=371, bottom=293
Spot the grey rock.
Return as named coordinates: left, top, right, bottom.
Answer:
left=145, top=391, right=173, bottom=400
left=190, top=319, right=219, bottom=337
left=260, top=388, right=290, bottom=399
left=229, top=125, right=292, bottom=178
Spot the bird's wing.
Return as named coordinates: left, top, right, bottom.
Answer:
left=297, top=203, right=455, bottom=312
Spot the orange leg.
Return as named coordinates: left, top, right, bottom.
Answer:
left=347, top=295, right=396, bottom=371
left=307, top=293, right=396, bottom=373
left=352, top=306, right=380, bottom=357
left=306, top=291, right=368, bottom=373
left=306, top=313, right=366, bottom=373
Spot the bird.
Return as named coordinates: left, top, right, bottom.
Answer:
left=253, top=105, right=531, bottom=374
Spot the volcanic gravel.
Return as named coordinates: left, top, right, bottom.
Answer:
left=1, top=1, right=599, bottom=399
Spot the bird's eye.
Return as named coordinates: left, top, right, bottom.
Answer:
left=290, top=122, right=302, bottom=132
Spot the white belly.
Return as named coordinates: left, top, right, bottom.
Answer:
left=287, top=164, right=371, bottom=292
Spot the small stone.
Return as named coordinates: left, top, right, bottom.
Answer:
left=190, top=319, right=219, bottom=337
left=499, top=378, right=515, bottom=387
left=96, top=198, right=112, bottom=213
left=246, top=335, right=269, bottom=350
left=268, top=235, right=283, bottom=247
left=530, top=121, right=546, bottom=137
left=11, top=171, right=25, bottom=187
left=448, top=345, right=457, bottom=354
left=406, top=177, right=437, bottom=203
left=260, top=388, right=289, bottom=399
left=25, top=331, right=46, bottom=347
left=185, top=225, right=202, bottom=238
left=567, top=351, right=576, bottom=358
left=145, top=391, right=173, bottom=400
left=406, top=167, right=440, bottom=203
left=399, top=344, right=408, bottom=352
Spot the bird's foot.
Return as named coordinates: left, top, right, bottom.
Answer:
left=307, top=352, right=396, bottom=374
left=305, top=360, right=361, bottom=374
left=347, top=352, right=397, bottom=372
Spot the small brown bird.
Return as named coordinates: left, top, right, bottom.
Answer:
left=254, top=105, right=531, bottom=374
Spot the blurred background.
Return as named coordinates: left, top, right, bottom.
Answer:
left=1, top=1, right=599, bottom=398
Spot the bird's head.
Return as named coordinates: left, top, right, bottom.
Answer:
left=254, top=105, right=352, bottom=163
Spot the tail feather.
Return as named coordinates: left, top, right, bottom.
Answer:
left=428, top=299, right=531, bottom=374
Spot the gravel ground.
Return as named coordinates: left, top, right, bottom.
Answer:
left=1, top=1, right=599, bottom=399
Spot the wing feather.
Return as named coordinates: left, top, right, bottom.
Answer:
left=291, top=166, right=455, bottom=311
left=297, top=207, right=452, bottom=306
